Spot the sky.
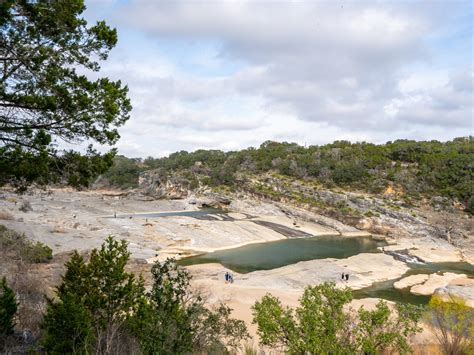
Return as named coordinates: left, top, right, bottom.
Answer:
left=84, top=0, right=473, bottom=158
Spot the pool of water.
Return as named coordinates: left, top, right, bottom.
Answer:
left=353, top=262, right=474, bottom=305
left=179, top=235, right=474, bottom=305
left=179, top=235, right=387, bottom=273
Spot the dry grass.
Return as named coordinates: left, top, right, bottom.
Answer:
left=0, top=210, right=14, bottom=220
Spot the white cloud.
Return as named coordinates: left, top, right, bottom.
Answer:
left=83, top=0, right=473, bottom=157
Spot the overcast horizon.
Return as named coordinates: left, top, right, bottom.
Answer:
left=84, top=0, right=473, bottom=158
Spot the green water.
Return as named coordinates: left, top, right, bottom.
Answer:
left=179, top=235, right=387, bottom=273
left=179, top=236, right=474, bottom=305
left=353, top=262, right=474, bottom=305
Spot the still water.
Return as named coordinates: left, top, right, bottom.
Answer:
left=179, top=235, right=386, bottom=273
left=179, top=236, right=473, bottom=305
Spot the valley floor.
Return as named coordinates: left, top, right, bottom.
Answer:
left=0, top=187, right=472, bottom=352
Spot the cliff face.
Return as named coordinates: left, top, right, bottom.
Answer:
left=137, top=170, right=472, bottom=255
left=138, top=169, right=191, bottom=199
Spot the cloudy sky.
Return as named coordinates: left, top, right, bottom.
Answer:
left=84, top=0, right=473, bottom=158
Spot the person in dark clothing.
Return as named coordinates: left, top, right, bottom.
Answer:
left=225, top=272, right=229, bottom=283
left=341, top=272, right=345, bottom=280
left=345, top=273, right=349, bottom=281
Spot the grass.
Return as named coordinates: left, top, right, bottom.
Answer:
left=0, top=224, right=53, bottom=263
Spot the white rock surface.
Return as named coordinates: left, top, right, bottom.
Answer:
left=393, top=274, right=429, bottom=290
left=435, top=283, right=474, bottom=308
left=188, top=253, right=410, bottom=292
left=410, top=273, right=467, bottom=296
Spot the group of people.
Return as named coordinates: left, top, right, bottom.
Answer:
left=224, top=271, right=234, bottom=284
left=341, top=272, right=350, bottom=282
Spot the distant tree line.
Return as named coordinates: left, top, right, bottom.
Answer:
left=101, top=137, right=473, bottom=213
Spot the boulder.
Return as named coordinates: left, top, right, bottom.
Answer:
left=410, top=272, right=467, bottom=296
left=434, top=283, right=474, bottom=308
left=393, top=274, right=429, bottom=290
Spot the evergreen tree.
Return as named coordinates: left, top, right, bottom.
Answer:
left=0, top=277, right=17, bottom=337
left=129, top=258, right=249, bottom=354
left=0, top=0, right=131, bottom=189
left=42, top=237, right=145, bottom=353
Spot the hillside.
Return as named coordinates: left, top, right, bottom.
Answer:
left=98, top=137, right=473, bottom=214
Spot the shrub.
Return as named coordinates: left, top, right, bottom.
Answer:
left=426, top=294, right=474, bottom=355
left=0, top=225, right=52, bottom=263
left=252, top=282, right=422, bottom=354
left=465, top=196, right=474, bottom=215
left=18, top=201, right=32, bottom=213
left=22, top=242, right=52, bottom=263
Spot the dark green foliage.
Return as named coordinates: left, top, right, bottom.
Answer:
left=252, top=282, right=422, bottom=354
left=0, top=225, right=52, bottom=263
left=42, top=237, right=145, bottom=353
left=41, top=292, right=93, bottom=354
left=130, top=137, right=472, bottom=210
left=42, top=238, right=248, bottom=354
left=99, top=155, right=144, bottom=188
left=353, top=301, right=422, bottom=354
left=0, top=0, right=131, bottom=189
left=466, top=196, right=474, bottom=214
left=0, top=277, right=18, bottom=337
left=129, top=258, right=249, bottom=354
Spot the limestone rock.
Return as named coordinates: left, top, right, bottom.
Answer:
left=434, top=283, right=474, bottom=308
left=138, top=169, right=190, bottom=199
left=410, top=272, right=467, bottom=296
left=393, top=274, right=429, bottom=290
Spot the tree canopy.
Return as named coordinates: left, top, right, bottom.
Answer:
left=252, top=282, right=422, bottom=354
left=104, top=137, right=473, bottom=213
left=0, top=0, right=131, bottom=190
left=42, top=237, right=249, bottom=354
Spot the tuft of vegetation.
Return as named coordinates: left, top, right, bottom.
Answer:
left=0, top=225, right=52, bottom=263
left=252, top=282, right=422, bottom=354
left=18, top=201, right=32, bottom=213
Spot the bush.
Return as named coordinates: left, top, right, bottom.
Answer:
left=0, top=225, right=52, bottom=263
left=252, top=282, right=422, bottom=354
left=22, top=241, right=52, bottom=263
left=42, top=237, right=249, bottom=354
left=426, top=294, right=474, bottom=355
left=18, top=201, right=32, bottom=213
left=465, top=196, right=474, bottom=215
